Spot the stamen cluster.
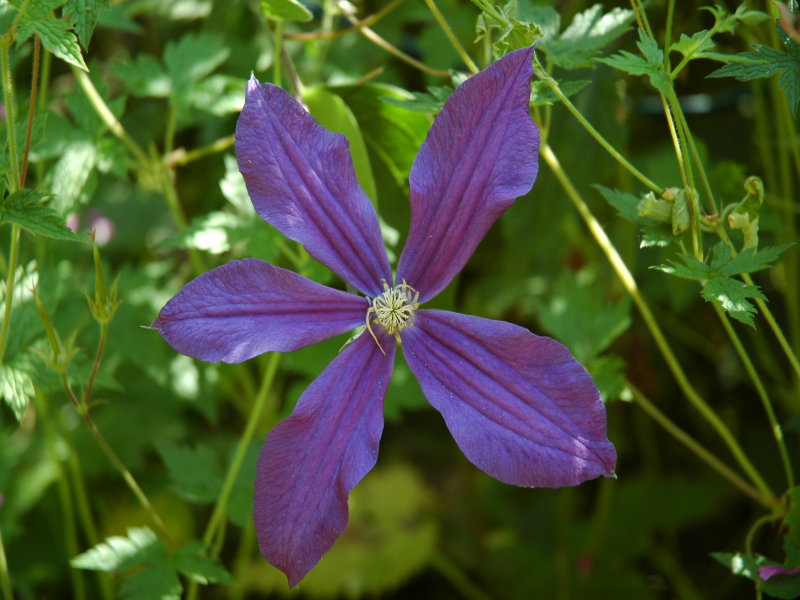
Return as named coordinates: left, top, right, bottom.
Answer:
left=366, top=280, right=420, bottom=353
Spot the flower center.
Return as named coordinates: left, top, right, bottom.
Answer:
left=365, top=280, right=420, bottom=355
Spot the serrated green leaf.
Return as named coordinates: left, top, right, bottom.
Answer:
left=594, top=185, right=640, bottom=221
left=119, top=565, right=181, bottom=600
left=671, top=30, right=715, bottom=58
left=713, top=243, right=793, bottom=276
left=598, top=29, right=670, bottom=94
left=1, top=190, right=86, bottom=242
left=260, top=0, right=312, bottom=21
left=17, top=14, right=88, bottom=71
left=303, top=85, right=377, bottom=204
left=157, top=443, right=223, bottom=503
left=541, top=3, right=634, bottom=69
left=653, top=253, right=709, bottom=280
left=163, top=33, right=229, bottom=114
left=172, top=542, right=234, bottom=585
left=708, top=36, right=800, bottom=116
left=0, top=362, right=34, bottom=421
left=71, top=527, right=164, bottom=572
left=64, top=0, right=110, bottom=48
left=701, top=276, right=765, bottom=326
left=49, top=140, right=97, bottom=212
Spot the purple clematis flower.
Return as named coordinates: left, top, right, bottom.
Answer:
left=153, top=46, right=616, bottom=586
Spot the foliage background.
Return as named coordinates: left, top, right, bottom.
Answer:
left=1, top=0, right=799, bottom=598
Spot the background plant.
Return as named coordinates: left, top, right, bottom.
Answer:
left=1, top=0, right=798, bottom=598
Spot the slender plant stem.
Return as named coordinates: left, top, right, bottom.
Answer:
left=84, top=323, right=107, bottom=407
left=338, top=2, right=449, bottom=77
left=285, top=0, right=405, bottom=41
left=663, top=0, right=676, bottom=69
left=164, top=106, right=177, bottom=155
left=534, top=58, right=662, bottom=194
left=202, top=353, right=280, bottom=549
left=71, top=67, right=149, bottom=166
left=714, top=305, right=794, bottom=489
left=19, top=36, right=39, bottom=188
left=542, top=143, right=777, bottom=508
left=628, top=384, right=765, bottom=504
left=167, top=134, right=234, bottom=167
left=0, top=526, right=12, bottom=600
left=187, top=353, right=281, bottom=600
left=744, top=273, right=800, bottom=382
left=0, top=42, right=22, bottom=365
left=60, top=378, right=175, bottom=544
left=424, top=0, right=478, bottom=73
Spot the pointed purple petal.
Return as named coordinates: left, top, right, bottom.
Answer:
left=153, top=259, right=367, bottom=363
left=254, top=332, right=395, bottom=586
left=397, top=47, right=540, bottom=302
left=402, top=310, right=616, bottom=487
left=760, top=565, right=800, bottom=581
left=235, top=79, right=391, bottom=296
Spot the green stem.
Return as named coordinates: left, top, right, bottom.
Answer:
left=714, top=304, right=794, bottom=489
left=161, top=166, right=205, bottom=275
left=167, top=135, right=234, bottom=167
left=71, top=67, right=149, bottom=166
left=663, top=0, right=676, bottom=70
left=424, top=0, right=478, bottom=73
left=19, top=36, right=39, bottom=189
left=187, top=353, right=280, bottom=600
left=342, top=10, right=449, bottom=77
left=83, top=323, right=107, bottom=407
left=542, top=143, right=777, bottom=508
left=0, top=526, right=13, bottom=600
left=61, top=378, right=175, bottom=545
left=628, top=383, right=765, bottom=505
left=669, top=27, right=716, bottom=79
left=285, top=0, right=404, bottom=41
left=743, top=272, right=800, bottom=382
left=202, top=353, right=280, bottom=549
left=164, top=106, right=177, bottom=155
left=534, top=58, right=662, bottom=194
left=0, top=41, right=21, bottom=365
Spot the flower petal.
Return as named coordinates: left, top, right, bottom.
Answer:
left=153, top=258, right=367, bottom=363
left=254, top=331, right=395, bottom=586
left=397, top=47, right=540, bottom=302
left=402, top=310, right=616, bottom=487
left=235, top=79, right=391, bottom=296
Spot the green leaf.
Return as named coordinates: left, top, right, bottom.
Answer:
left=172, top=542, right=234, bottom=585
left=71, top=527, right=164, bottom=572
left=671, top=30, right=715, bottom=58
left=714, top=243, right=793, bottom=276
left=119, top=565, right=181, bottom=600
left=303, top=85, right=378, bottom=204
left=598, top=29, right=670, bottom=95
left=334, top=84, right=431, bottom=188
left=594, top=185, right=675, bottom=248
left=17, top=13, right=88, bottom=71
left=541, top=3, right=635, bottom=69
left=537, top=270, right=631, bottom=363
left=163, top=33, right=229, bottom=114
left=701, top=276, right=765, bottom=326
left=113, top=54, right=171, bottom=97
left=708, top=32, right=800, bottom=116
left=0, top=361, right=34, bottom=421
left=157, top=443, right=223, bottom=504
left=64, top=0, right=110, bottom=48
left=260, top=0, right=312, bottom=22
left=0, top=190, right=86, bottom=242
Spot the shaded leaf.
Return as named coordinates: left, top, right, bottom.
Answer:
left=1, top=190, right=86, bottom=242
left=260, top=0, right=312, bottom=22
left=173, top=542, right=234, bottom=584
left=64, top=0, right=110, bottom=48
left=157, top=443, right=223, bottom=504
